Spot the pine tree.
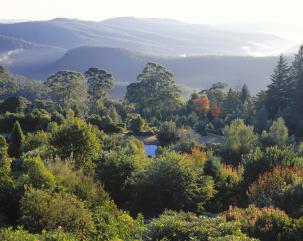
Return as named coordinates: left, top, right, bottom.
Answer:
left=266, top=55, right=292, bottom=118
left=240, top=84, right=250, bottom=103
left=8, top=121, right=24, bottom=158
left=253, top=105, right=268, bottom=133
left=292, top=46, right=303, bottom=118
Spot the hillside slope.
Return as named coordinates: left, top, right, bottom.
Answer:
left=19, top=46, right=278, bottom=94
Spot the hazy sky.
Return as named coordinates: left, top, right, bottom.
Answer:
left=1, top=0, right=303, bottom=42
left=1, top=0, right=303, bottom=25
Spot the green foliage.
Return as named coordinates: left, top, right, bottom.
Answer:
left=128, top=151, right=215, bottom=214
left=85, top=67, right=114, bottom=102
left=266, top=55, right=293, bottom=118
left=247, top=167, right=303, bottom=212
left=92, top=201, right=145, bottom=240
left=223, top=119, right=258, bottom=163
left=20, top=188, right=95, bottom=237
left=0, top=96, right=31, bottom=113
left=0, top=144, right=15, bottom=226
left=243, top=146, right=303, bottom=186
left=261, top=117, right=289, bottom=147
left=144, top=210, right=256, bottom=241
left=45, top=70, right=87, bottom=111
left=99, top=115, right=122, bottom=133
left=22, top=130, right=50, bottom=153
left=221, top=89, right=242, bottom=117
left=20, top=156, right=55, bottom=190
left=253, top=105, right=268, bottom=133
left=95, top=141, right=148, bottom=204
left=292, top=46, right=303, bottom=119
left=0, top=227, right=79, bottom=241
left=207, top=164, right=243, bottom=212
left=50, top=118, right=100, bottom=172
left=47, top=160, right=109, bottom=206
left=126, top=62, right=182, bottom=120
left=252, top=209, right=292, bottom=241
left=8, top=120, right=24, bottom=158
left=204, top=153, right=221, bottom=178
left=0, top=135, right=7, bottom=149
left=157, top=121, right=180, bottom=145
left=127, top=113, right=148, bottom=134
left=223, top=205, right=291, bottom=240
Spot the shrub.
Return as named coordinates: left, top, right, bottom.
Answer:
left=247, top=167, right=303, bottom=212
left=222, top=119, right=258, bottom=164
left=127, top=113, right=147, bottom=134
left=261, top=117, right=289, bottom=148
left=47, top=160, right=109, bottom=206
left=144, top=210, right=256, bottom=241
left=22, top=130, right=50, bottom=153
left=223, top=205, right=287, bottom=235
left=50, top=118, right=100, bottom=172
left=0, top=227, right=79, bottom=241
left=243, top=146, right=303, bottom=187
left=207, top=164, right=243, bottom=212
left=128, top=151, right=215, bottom=214
left=20, top=156, right=55, bottom=190
left=157, top=121, right=180, bottom=145
left=95, top=147, right=149, bottom=204
left=20, top=188, right=95, bottom=237
left=92, top=201, right=145, bottom=240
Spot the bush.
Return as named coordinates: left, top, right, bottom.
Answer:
left=144, top=210, right=257, bottom=241
left=50, top=118, right=100, bottom=172
left=47, top=160, right=109, bottom=206
left=252, top=208, right=291, bottom=241
left=0, top=97, right=30, bottom=113
left=128, top=151, right=215, bottom=214
left=22, top=131, right=50, bottom=153
left=20, top=156, right=55, bottom=190
left=99, top=115, right=122, bottom=133
left=127, top=113, right=148, bottom=134
left=247, top=167, right=303, bottom=212
left=95, top=147, right=149, bottom=204
left=0, top=227, right=79, bottom=241
left=92, top=201, right=145, bottom=240
left=207, top=164, right=243, bottom=212
left=222, top=205, right=296, bottom=240
left=157, top=121, right=180, bottom=145
left=20, top=188, right=95, bottom=237
left=243, top=146, right=303, bottom=187
left=261, top=117, right=289, bottom=148
left=222, top=119, right=258, bottom=164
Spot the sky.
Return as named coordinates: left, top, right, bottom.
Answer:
left=1, top=0, right=303, bottom=41
left=1, top=0, right=302, bottom=24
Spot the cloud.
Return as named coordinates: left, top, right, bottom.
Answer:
left=0, top=49, right=24, bottom=64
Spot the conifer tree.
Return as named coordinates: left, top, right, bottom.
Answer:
left=8, top=121, right=24, bottom=158
left=292, top=46, right=303, bottom=118
left=266, top=55, right=292, bottom=118
left=240, top=84, right=250, bottom=103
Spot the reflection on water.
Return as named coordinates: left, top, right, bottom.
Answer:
left=144, top=145, right=157, bottom=157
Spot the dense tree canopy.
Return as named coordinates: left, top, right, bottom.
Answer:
left=2, top=46, right=303, bottom=240
left=126, top=62, right=182, bottom=120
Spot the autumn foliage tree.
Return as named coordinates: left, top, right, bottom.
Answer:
left=192, top=96, right=210, bottom=113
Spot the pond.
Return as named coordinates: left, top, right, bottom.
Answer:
left=144, top=144, right=158, bottom=157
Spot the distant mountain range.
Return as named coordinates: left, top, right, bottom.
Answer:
left=0, top=17, right=291, bottom=96
left=0, top=17, right=289, bottom=57
left=15, top=46, right=279, bottom=95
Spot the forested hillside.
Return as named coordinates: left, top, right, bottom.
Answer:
left=13, top=46, right=279, bottom=96
left=0, top=17, right=288, bottom=56
left=1, top=45, right=303, bottom=241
